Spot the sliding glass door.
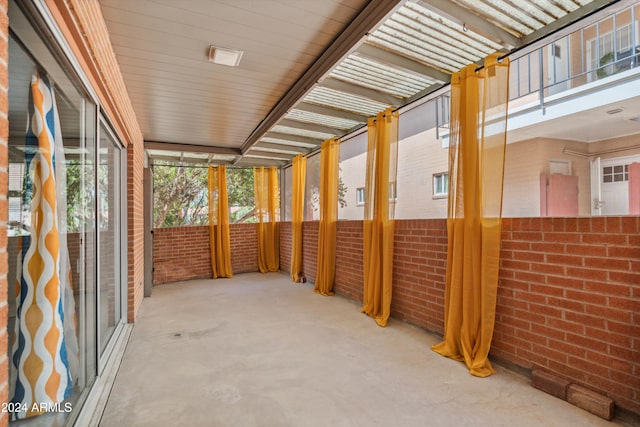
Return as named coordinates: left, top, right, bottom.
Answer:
left=7, top=1, right=128, bottom=423
left=97, top=120, right=125, bottom=364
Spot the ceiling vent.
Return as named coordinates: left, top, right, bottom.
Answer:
left=208, top=45, right=243, bottom=67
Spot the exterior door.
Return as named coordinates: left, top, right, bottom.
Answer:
left=598, top=156, right=640, bottom=215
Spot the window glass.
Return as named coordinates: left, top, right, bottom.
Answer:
left=282, top=165, right=292, bottom=221
left=433, top=173, right=448, bottom=198
left=98, top=122, right=122, bottom=356
left=304, top=153, right=321, bottom=220
left=338, top=132, right=366, bottom=220
left=356, top=187, right=365, bottom=206
left=394, top=97, right=448, bottom=219
left=7, top=7, right=97, bottom=423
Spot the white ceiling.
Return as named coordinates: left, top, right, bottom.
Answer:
left=99, top=0, right=370, bottom=148
left=99, top=0, right=619, bottom=167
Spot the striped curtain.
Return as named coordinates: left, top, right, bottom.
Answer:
left=10, top=74, right=78, bottom=419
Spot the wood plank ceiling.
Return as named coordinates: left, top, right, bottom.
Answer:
left=99, top=0, right=615, bottom=168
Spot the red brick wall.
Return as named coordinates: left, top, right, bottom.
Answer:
left=280, top=217, right=640, bottom=416
left=283, top=220, right=363, bottom=294
left=334, top=221, right=364, bottom=301
left=391, top=219, right=447, bottom=333
left=301, top=222, right=318, bottom=282
left=0, top=2, right=8, bottom=424
left=153, top=226, right=212, bottom=285
left=153, top=223, right=260, bottom=285
left=127, top=140, right=144, bottom=322
left=495, top=216, right=640, bottom=415
left=229, top=223, right=259, bottom=274
left=279, top=222, right=292, bottom=275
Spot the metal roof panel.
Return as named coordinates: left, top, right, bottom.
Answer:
left=304, top=86, right=390, bottom=117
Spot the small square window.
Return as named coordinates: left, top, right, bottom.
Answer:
left=603, top=163, right=630, bottom=184
left=433, top=172, right=448, bottom=198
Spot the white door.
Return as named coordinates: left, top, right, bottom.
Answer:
left=598, top=156, right=640, bottom=215
left=548, top=38, right=570, bottom=95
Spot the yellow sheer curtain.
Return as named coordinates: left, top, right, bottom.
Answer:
left=255, top=166, right=280, bottom=273
left=290, top=155, right=306, bottom=282
left=208, top=165, right=233, bottom=278
left=432, top=53, right=510, bottom=377
left=314, top=138, right=340, bottom=296
left=361, top=108, right=399, bottom=327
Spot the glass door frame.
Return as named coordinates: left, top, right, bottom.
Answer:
left=96, top=113, right=128, bottom=375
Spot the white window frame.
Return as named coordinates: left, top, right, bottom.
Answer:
left=356, top=187, right=365, bottom=206
left=433, top=172, right=449, bottom=198
left=586, top=22, right=638, bottom=81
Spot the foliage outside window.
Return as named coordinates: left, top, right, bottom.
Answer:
left=153, top=163, right=256, bottom=228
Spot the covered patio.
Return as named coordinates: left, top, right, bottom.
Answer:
left=3, top=1, right=640, bottom=426
left=100, top=273, right=621, bottom=427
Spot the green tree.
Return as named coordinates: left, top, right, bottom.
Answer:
left=152, top=163, right=346, bottom=228
left=65, top=161, right=95, bottom=232
left=153, top=163, right=209, bottom=227
left=153, top=164, right=258, bottom=227
left=226, top=168, right=255, bottom=223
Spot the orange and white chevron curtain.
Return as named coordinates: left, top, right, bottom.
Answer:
left=10, top=74, right=78, bottom=419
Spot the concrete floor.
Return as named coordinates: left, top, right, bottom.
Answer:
left=100, top=273, right=627, bottom=427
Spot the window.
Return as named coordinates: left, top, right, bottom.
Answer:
left=433, top=172, right=449, bottom=197
left=8, top=163, right=25, bottom=228
left=356, top=187, right=365, bottom=206
left=603, top=164, right=629, bottom=183
left=588, top=23, right=637, bottom=78
left=8, top=19, right=100, bottom=422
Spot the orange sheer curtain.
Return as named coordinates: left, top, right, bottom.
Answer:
left=255, top=166, right=280, bottom=273
left=208, top=165, right=233, bottom=278
left=314, top=138, right=340, bottom=296
left=290, top=155, right=306, bottom=282
left=432, top=53, right=510, bottom=377
left=361, top=108, right=399, bottom=327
